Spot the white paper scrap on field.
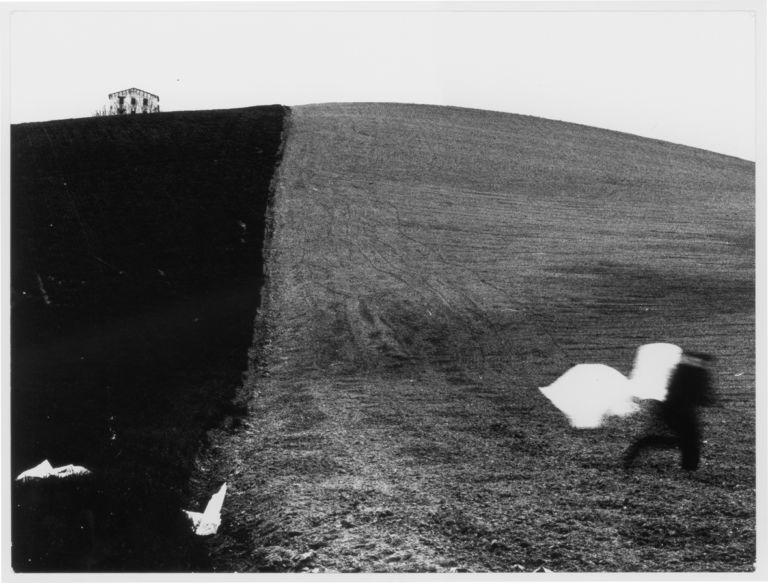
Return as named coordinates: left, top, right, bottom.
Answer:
left=15, top=459, right=92, bottom=482
left=184, top=482, right=227, bottom=536
left=539, top=364, right=640, bottom=429
left=629, top=343, right=682, bottom=401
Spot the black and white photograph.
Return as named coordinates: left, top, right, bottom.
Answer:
left=2, top=0, right=764, bottom=576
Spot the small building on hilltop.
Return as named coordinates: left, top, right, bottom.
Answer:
left=108, top=88, right=160, bottom=115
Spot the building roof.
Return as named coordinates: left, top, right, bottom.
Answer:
left=108, top=88, right=160, bottom=100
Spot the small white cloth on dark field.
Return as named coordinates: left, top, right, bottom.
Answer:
left=15, top=459, right=91, bottom=482
left=183, top=482, right=227, bottom=536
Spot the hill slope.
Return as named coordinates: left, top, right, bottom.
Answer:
left=262, top=103, right=752, bottom=374
left=195, top=103, right=755, bottom=572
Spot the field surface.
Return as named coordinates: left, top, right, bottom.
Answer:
left=192, top=103, right=756, bottom=573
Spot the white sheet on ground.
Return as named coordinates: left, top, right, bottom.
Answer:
left=15, top=459, right=91, bottom=482
left=183, top=482, right=227, bottom=536
left=538, top=364, right=640, bottom=429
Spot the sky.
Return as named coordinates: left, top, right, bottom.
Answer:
left=6, top=3, right=760, bottom=160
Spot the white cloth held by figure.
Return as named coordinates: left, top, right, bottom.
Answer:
left=628, top=342, right=683, bottom=401
left=538, top=342, right=687, bottom=429
left=538, top=363, right=640, bottom=429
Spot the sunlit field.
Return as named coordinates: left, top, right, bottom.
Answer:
left=193, top=103, right=755, bottom=572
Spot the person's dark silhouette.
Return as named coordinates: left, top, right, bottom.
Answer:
left=623, top=352, right=715, bottom=471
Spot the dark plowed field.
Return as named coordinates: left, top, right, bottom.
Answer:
left=11, top=106, right=286, bottom=570
left=191, top=103, right=755, bottom=572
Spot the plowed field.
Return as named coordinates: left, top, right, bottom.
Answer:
left=192, top=104, right=756, bottom=572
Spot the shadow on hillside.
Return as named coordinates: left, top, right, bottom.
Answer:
left=10, top=106, right=285, bottom=571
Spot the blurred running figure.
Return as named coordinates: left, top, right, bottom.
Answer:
left=623, top=351, right=715, bottom=471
